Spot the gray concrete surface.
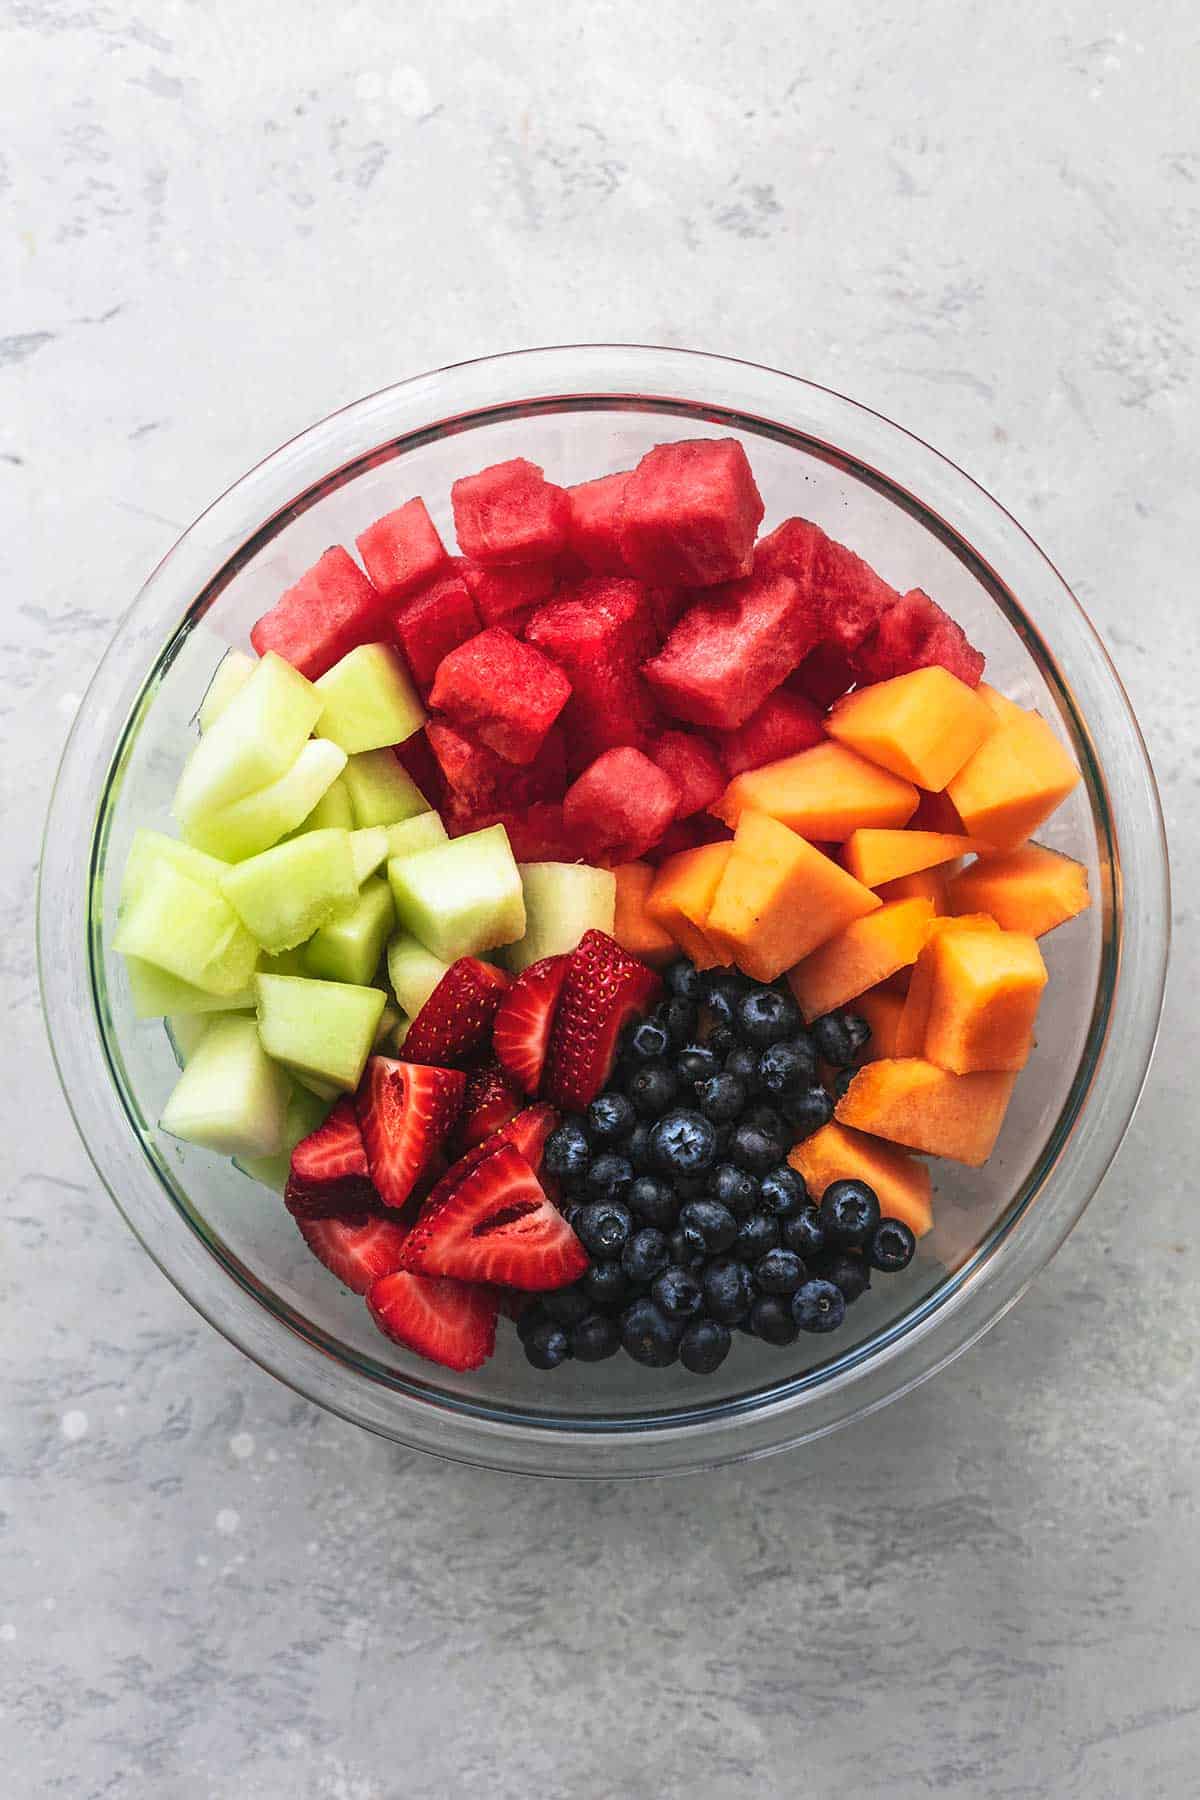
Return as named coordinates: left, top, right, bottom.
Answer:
left=3, top=2, right=1197, bottom=1795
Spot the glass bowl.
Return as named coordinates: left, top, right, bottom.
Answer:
left=39, top=346, right=1169, bottom=1477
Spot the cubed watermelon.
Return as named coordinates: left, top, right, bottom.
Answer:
left=789, top=643, right=856, bottom=709
left=752, top=515, right=825, bottom=589
left=451, top=457, right=570, bottom=565
left=356, top=498, right=448, bottom=602
left=617, top=438, right=764, bottom=587
left=427, top=718, right=566, bottom=814
left=394, top=575, right=481, bottom=693
left=648, top=586, right=688, bottom=643
left=649, top=730, right=725, bottom=818
left=642, top=571, right=817, bottom=730
left=442, top=801, right=581, bottom=863
left=643, top=815, right=734, bottom=866
left=814, top=535, right=899, bottom=653
left=562, top=748, right=680, bottom=866
left=429, top=628, right=571, bottom=765
left=564, top=472, right=630, bottom=575
left=714, top=688, right=826, bottom=776
left=394, top=729, right=445, bottom=811
left=250, top=547, right=385, bottom=680
left=525, top=577, right=659, bottom=771
left=853, top=588, right=986, bottom=687
left=458, top=558, right=556, bottom=630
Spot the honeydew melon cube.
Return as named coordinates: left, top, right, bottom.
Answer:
left=220, top=829, right=357, bottom=952
left=165, top=1013, right=214, bottom=1065
left=126, top=957, right=258, bottom=1019
left=314, top=643, right=426, bottom=755
left=389, top=824, right=525, bottom=960
left=374, top=1000, right=403, bottom=1048
left=256, top=946, right=310, bottom=978
left=114, top=862, right=259, bottom=997
left=173, top=652, right=322, bottom=826
left=120, top=828, right=228, bottom=909
left=342, top=749, right=428, bottom=827
left=506, top=862, right=617, bottom=973
left=290, top=1070, right=343, bottom=1102
left=302, top=876, right=395, bottom=986
left=349, top=826, right=390, bottom=885
left=255, top=973, right=385, bottom=1091
left=386, top=930, right=450, bottom=1018
left=183, top=739, right=348, bottom=861
left=235, top=1083, right=332, bottom=1192
left=385, top=811, right=448, bottom=861
left=389, top=1015, right=411, bottom=1053
left=198, top=649, right=256, bottom=731
left=160, top=1015, right=291, bottom=1157
left=300, top=774, right=355, bottom=832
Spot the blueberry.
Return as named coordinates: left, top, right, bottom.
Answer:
left=702, top=974, right=744, bottom=1030
left=626, top=1017, right=671, bottom=1062
left=539, top=1285, right=592, bottom=1327
left=587, top=1092, right=636, bottom=1145
left=819, top=1178, right=881, bottom=1249
left=622, top=1227, right=671, bottom=1285
left=660, top=996, right=698, bottom=1045
left=744, top=1103, right=787, bottom=1148
left=581, top=1259, right=631, bottom=1310
left=652, top=1264, right=704, bottom=1320
left=649, top=1109, right=718, bottom=1176
left=781, top=1205, right=829, bottom=1260
left=757, top=1039, right=817, bottom=1098
left=669, top=1222, right=708, bottom=1270
left=560, top=1203, right=583, bottom=1231
left=723, top=1044, right=761, bottom=1089
left=811, top=1012, right=871, bottom=1068
left=695, top=1072, right=746, bottom=1123
left=734, top=1211, right=781, bottom=1263
left=816, top=1251, right=871, bottom=1304
left=779, top=1083, right=835, bottom=1142
left=869, top=1217, right=917, bottom=1273
left=712, top=1163, right=761, bottom=1218
left=627, top=1061, right=679, bottom=1118
left=571, top=1312, right=622, bottom=1362
left=754, top=1247, right=807, bottom=1295
left=750, top=1295, right=799, bottom=1346
left=625, top=1174, right=674, bottom=1230
left=759, top=1164, right=808, bottom=1219
left=679, top=1317, right=732, bottom=1375
left=626, top=1122, right=654, bottom=1170
left=673, top=1172, right=711, bottom=1201
left=665, top=959, right=702, bottom=1002
left=584, top=1153, right=634, bottom=1200
left=620, top=1297, right=681, bottom=1367
left=831, top=1067, right=856, bottom=1101
left=574, top=1200, right=633, bottom=1259
left=706, top=1025, right=737, bottom=1060
left=676, top=1042, right=719, bottom=1084
left=543, top=1119, right=590, bottom=1183
left=791, top=1278, right=847, bottom=1334
left=515, top=1301, right=547, bottom=1342
left=678, top=1198, right=738, bottom=1254
left=729, top=1122, right=779, bottom=1176
left=736, top=988, right=800, bottom=1047
left=523, top=1318, right=572, bottom=1368
left=702, top=1257, right=756, bottom=1325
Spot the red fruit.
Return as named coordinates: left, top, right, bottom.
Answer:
left=543, top=929, right=663, bottom=1111
left=422, top=1103, right=561, bottom=1215
left=459, top=559, right=556, bottom=630
left=403, top=958, right=512, bottom=1068
left=401, top=1142, right=588, bottom=1291
left=393, top=575, right=481, bottom=693
left=853, top=587, right=985, bottom=687
left=648, top=586, right=688, bottom=642
left=456, top=1059, right=523, bottom=1151
left=250, top=546, right=385, bottom=680
left=297, top=1214, right=412, bottom=1296
left=642, top=815, right=733, bottom=865
left=451, top=457, right=570, bottom=566
left=562, top=747, right=680, bottom=867
left=789, top=643, right=855, bottom=709
left=492, top=803, right=581, bottom=863
left=813, top=534, right=899, bottom=653
left=355, top=1057, right=467, bottom=1210
left=429, top=627, right=571, bottom=765
left=617, top=438, right=765, bottom=587
left=394, top=729, right=445, bottom=810
left=713, top=688, right=825, bottom=776
left=753, top=515, right=825, bottom=590
left=284, top=1098, right=379, bottom=1220
left=564, top=471, right=631, bottom=575
left=367, top=1269, right=498, bottom=1370
left=642, top=570, right=817, bottom=730
left=356, top=497, right=448, bottom=603
left=525, top=577, right=659, bottom=771
left=649, top=729, right=725, bottom=818
left=493, top=954, right=570, bottom=1093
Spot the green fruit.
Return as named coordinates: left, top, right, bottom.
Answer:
left=302, top=876, right=395, bottom=986
left=127, top=958, right=257, bottom=1020
left=173, top=652, right=322, bottom=826
left=301, top=774, right=355, bottom=832
left=255, top=972, right=386, bottom=1091
left=165, top=1012, right=215, bottom=1064
left=120, top=827, right=228, bottom=909
left=220, top=829, right=358, bottom=952
left=235, top=1084, right=332, bottom=1192
left=290, top=1069, right=343, bottom=1102
left=506, top=862, right=617, bottom=973
left=197, top=649, right=256, bottom=732
left=315, top=643, right=426, bottom=755
left=374, top=1000, right=403, bottom=1048
left=385, top=811, right=448, bottom=860
left=389, top=824, right=525, bottom=960
left=342, top=748, right=428, bottom=827
left=386, top=930, right=450, bottom=1018
left=159, top=1015, right=291, bottom=1158
left=349, top=826, right=390, bottom=885
left=182, top=739, right=348, bottom=862
left=114, top=861, right=259, bottom=997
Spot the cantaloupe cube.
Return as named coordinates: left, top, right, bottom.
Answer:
left=787, top=897, right=935, bottom=1022
left=789, top=1120, right=932, bottom=1237
left=976, top=682, right=1028, bottom=726
left=923, top=927, right=1047, bottom=1073
left=893, top=915, right=1000, bottom=1057
left=646, top=842, right=734, bottom=969
left=875, top=866, right=951, bottom=913
left=712, top=741, right=918, bottom=840
left=947, top=843, right=1091, bottom=937
left=854, top=985, right=907, bottom=1060
left=612, top=862, right=678, bottom=967
left=836, top=1058, right=1016, bottom=1166
left=946, top=709, right=1080, bottom=850
left=826, top=666, right=995, bottom=791
left=842, top=828, right=984, bottom=888
left=705, top=811, right=881, bottom=983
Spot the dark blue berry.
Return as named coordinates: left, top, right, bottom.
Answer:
left=652, top=1264, right=704, bottom=1320
left=543, top=1119, right=590, bottom=1182
left=706, top=1024, right=736, bottom=1060
left=627, top=1017, right=671, bottom=1061
left=730, top=1122, right=779, bottom=1176
left=523, top=1318, right=572, bottom=1368
left=574, top=1200, right=633, bottom=1259
left=757, top=1039, right=816, bottom=1098
left=621, top=1227, right=671, bottom=1285
left=666, top=959, right=701, bottom=1002
left=780, top=1084, right=834, bottom=1141
left=649, top=1108, right=718, bottom=1176
left=832, top=1067, right=856, bottom=1101
left=734, top=1211, right=781, bottom=1263
left=669, top=1222, right=708, bottom=1270
left=540, top=1285, right=592, bottom=1327
left=678, top=1198, right=738, bottom=1254
left=660, top=996, right=698, bottom=1045
left=723, top=1044, right=761, bottom=1089
left=702, top=976, right=743, bottom=1030
left=570, top=1312, right=622, bottom=1362
left=816, top=1251, right=871, bottom=1303
left=754, top=1248, right=806, bottom=1295
left=736, top=988, right=800, bottom=1046
left=750, top=1295, right=798, bottom=1346
left=582, top=1260, right=631, bottom=1310
left=673, top=1172, right=711, bottom=1201
left=676, top=1042, right=719, bottom=1083
left=744, top=1103, right=787, bottom=1148
left=695, top=1072, right=746, bottom=1123
left=515, top=1301, right=546, bottom=1342
left=781, top=1205, right=828, bottom=1259
left=869, top=1217, right=917, bottom=1273
left=759, top=1164, right=807, bottom=1219
left=819, top=1178, right=881, bottom=1249
left=587, top=1092, right=635, bottom=1144
left=627, top=1060, right=679, bottom=1118
left=626, top=1122, right=654, bottom=1170
left=702, top=1257, right=756, bottom=1324
left=628, top=1174, right=678, bottom=1230
left=712, top=1162, right=760, bottom=1217
left=811, top=1012, right=871, bottom=1068
left=584, top=1153, right=633, bottom=1200
left=791, top=1278, right=847, bottom=1334
left=620, top=1297, right=681, bottom=1366
left=679, top=1317, right=732, bottom=1374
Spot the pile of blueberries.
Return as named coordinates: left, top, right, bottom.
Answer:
left=518, top=960, right=917, bottom=1376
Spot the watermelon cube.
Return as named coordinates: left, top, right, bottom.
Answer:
left=649, top=730, right=725, bottom=819
left=394, top=575, right=481, bottom=693
left=427, top=718, right=567, bottom=814
left=562, top=748, right=680, bottom=866
left=616, top=438, right=764, bottom=587
left=814, top=534, right=899, bottom=653
left=355, top=497, right=448, bottom=602
left=250, top=547, right=385, bottom=680
left=789, top=643, right=856, bottom=709
left=642, top=571, right=817, bottom=730
left=429, top=628, right=571, bottom=766
left=753, top=515, right=826, bottom=588
left=426, top=718, right=502, bottom=810
left=854, top=588, right=986, bottom=687
left=458, top=559, right=556, bottom=630
left=643, top=815, right=733, bottom=866
left=394, top=729, right=445, bottom=810
left=714, top=688, right=826, bottom=776
left=648, top=586, right=688, bottom=643
left=525, top=577, right=659, bottom=771
left=451, top=457, right=570, bottom=566
left=564, top=472, right=631, bottom=575
left=496, top=804, right=581, bottom=863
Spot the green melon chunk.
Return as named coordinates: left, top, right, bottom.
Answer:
left=159, top=1015, right=291, bottom=1158
left=349, top=826, right=390, bottom=885
left=256, top=945, right=310, bottom=978
left=506, top=862, right=617, bottom=973
left=174, top=652, right=322, bottom=826
left=114, top=862, right=259, bottom=997
left=235, top=1083, right=332, bottom=1192
left=197, top=649, right=257, bottom=732
left=389, top=824, right=525, bottom=960
left=165, top=1013, right=214, bottom=1065
left=300, top=774, right=355, bottom=832
left=374, top=1000, right=403, bottom=1049
left=255, top=972, right=386, bottom=1091
left=342, top=749, right=428, bottom=828
left=120, top=828, right=229, bottom=909
left=182, top=739, right=348, bottom=862
left=290, top=1069, right=343, bottom=1102
left=386, top=930, right=450, bottom=1018
left=385, top=811, right=448, bottom=861
left=220, top=829, right=357, bottom=953
left=389, top=1014, right=411, bottom=1053
left=315, top=643, right=426, bottom=755
left=126, top=957, right=257, bottom=1019
left=302, top=876, right=395, bottom=986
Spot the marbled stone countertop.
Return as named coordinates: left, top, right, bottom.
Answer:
left=3, top=3, right=1196, bottom=1795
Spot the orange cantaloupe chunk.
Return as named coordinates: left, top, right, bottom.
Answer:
left=876, top=866, right=951, bottom=913
left=976, top=681, right=1028, bottom=726
left=646, top=842, right=733, bottom=970
left=946, top=708, right=1080, bottom=850
left=712, top=741, right=918, bottom=841
left=705, top=810, right=881, bottom=983
left=789, top=1120, right=933, bottom=1237
left=893, top=914, right=999, bottom=1058
left=826, top=667, right=996, bottom=791
left=787, top=897, right=935, bottom=1022
left=836, top=1058, right=1017, bottom=1166
left=612, top=862, right=678, bottom=966
left=923, top=927, right=1047, bottom=1073
left=854, top=985, right=908, bottom=1060
left=947, top=843, right=1091, bottom=937
left=843, top=828, right=985, bottom=888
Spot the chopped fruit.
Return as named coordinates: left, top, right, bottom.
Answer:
left=788, top=1121, right=933, bottom=1238
left=299, top=1216, right=413, bottom=1296
left=642, top=571, right=816, bottom=730
left=401, top=1142, right=588, bottom=1290
left=429, top=628, right=571, bottom=764
left=854, top=985, right=908, bottom=1060
left=456, top=1060, right=524, bottom=1151
left=946, top=843, right=1091, bottom=937
left=564, top=471, right=630, bottom=574
left=894, top=915, right=1000, bottom=1058
left=483, top=803, right=580, bottom=863
left=300, top=775, right=354, bottom=831
left=543, top=929, right=664, bottom=1110
left=616, top=438, right=764, bottom=587
left=127, top=959, right=256, bottom=1020
left=647, top=585, right=688, bottom=641
left=174, top=652, right=323, bottom=827
left=394, top=730, right=445, bottom=810
left=114, top=861, right=259, bottom=998
left=236, top=1083, right=332, bottom=1195
left=256, top=973, right=387, bottom=1092
left=646, top=842, right=734, bottom=969
left=706, top=811, right=882, bottom=982
left=854, top=588, right=985, bottom=688
left=355, top=497, right=448, bottom=602
left=393, top=574, right=481, bottom=693
left=492, top=954, right=570, bottom=1092
left=642, top=815, right=732, bottom=866
left=389, top=823, right=526, bottom=960
left=909, top=787, right=966, bottom=834
left=827, top=667, right=996, bottom=792
left=714, top=689, right=824, bottom=777
left=842, top=828, right=984, bottom=888
left=836, top=1058, right=1017, bottom=1166
left=386, top=811, right=448, bottom=861
left=422, top=1103, right=560, bottom=1214
left=402, top=956, right=511, bottom=1067
left=356, top=1056, right=467, bottom=1209
left=713, top=741, right=918, bottom=840
left=525, top=577, right=658, bottom=769
left=197, top=649, right=256, bottom=732
left=753, top=515, right=824, bottom=589
left=790, top=643, right=855, bottom=709
left=788, top=897, right=936, bottom=1022
left=876, top=865, right=952, bottom=913
left=302, top=875, right=395, bottom=986
left=348, top=826, right=390, bottom=884
left=220, top=829, right=358, bottom=953
left=159, top=1015, right=291, bottom=1158
left=649, top=730, right=726, bottom=819
left=314, top=643, right=425, bottom=756
left=922, top=927, right=1048, bottom=1073
left=506, top=863, right=616, bottom=974
left=426, top=717, right=566, bottom=816
left=612, top=862, right=678, bottom=966
left=285, top=1097, right=378, bottom=1220
left=458, top=558, right=556, bottom=629
left=562, top=748, right=680, bottom=866
left=250, top=546, right=385, bottom=680
left=946, top=709, right=1081, bottom=850
left=185, top=739, right=348, bottom=862
left=342, top=748, right=429, bottom=828
left=812, top=532, right=899, bottom=653
left=451, top=457, right=570, bottom=565
left=976, top=681, right=1028, bottom=726
left=367, top=1268, right=498, bottom=1369
left=387, top=931, right=450, bottom=1019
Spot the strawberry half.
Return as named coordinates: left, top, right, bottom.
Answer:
left=492, top=954, right=569, bottom=1093
left=284, top=1098, right=380, bottom=1221
left=367, top=1269, right=498, bottom=1371
left=542, top=930, right=663, bottom=1111
left=455, top=1058, right=523, bottom=1152
left=401, top=1141, right=588, bottom=1291
left=402, top=958, right=511, bottom=1068
left=296, top=1214, right=412, bottom=1295
left=355, top=1057, right=466, bottom=1211
left=421, top=1102, right=560, bottom=1215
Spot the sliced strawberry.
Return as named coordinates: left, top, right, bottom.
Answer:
left=367, top=1269, right=498, bottom=1371
left=455, top=1059, right=524, bottom=1152
left=543, top=929, right=663, bottom=1111
left=296, top=1214, right=412, bottom=1295
left=401, top=1142, right=588, bottom=1291
left=284, top=1098, right=379, bottom=1220
left=355, top=1057, right=466, bottom=1210
left=420, top=1102, right=560, bottom=1215
left=402, top=957, right=512, bottom=1068
left=492, top=954, right=569, bottom=1093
